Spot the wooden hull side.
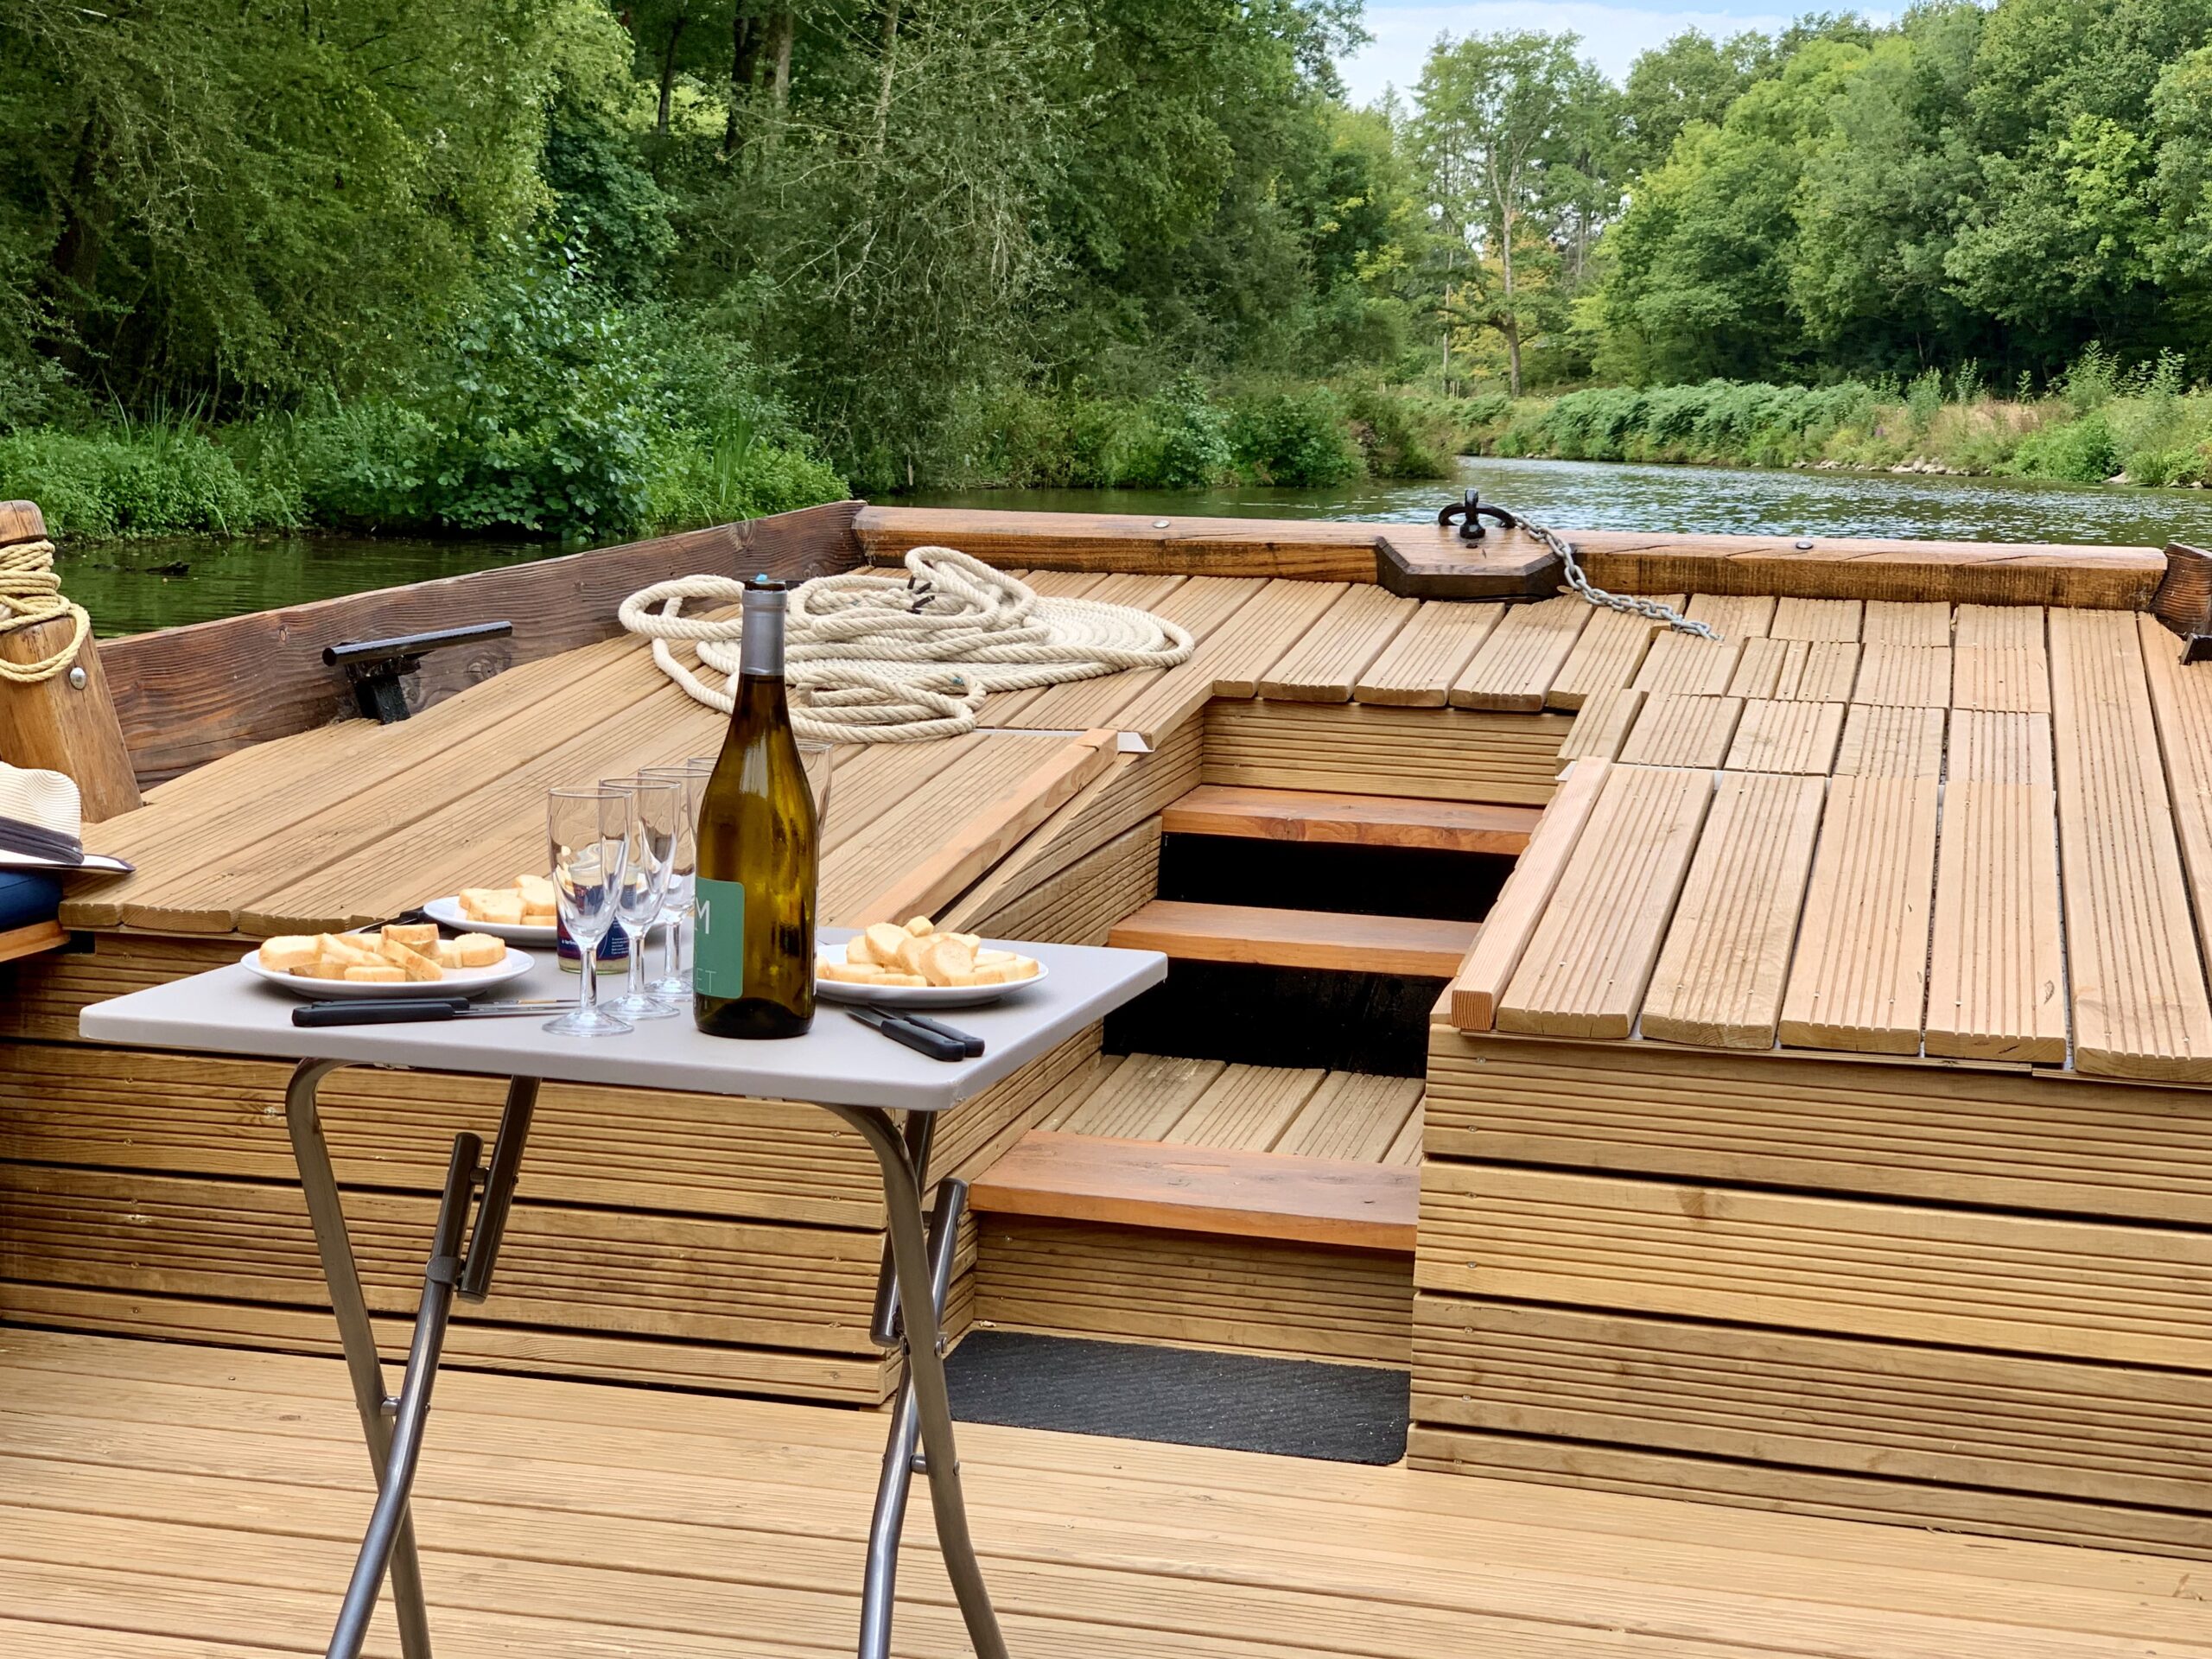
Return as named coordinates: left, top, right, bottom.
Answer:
left=1413, top=1022, right=2212, bottom=1554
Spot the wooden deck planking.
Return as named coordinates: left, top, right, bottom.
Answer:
left=1616, top=694, right=1742, bottom=768
left=1954, top=608, right=2050, bottom=713
left=1449, top=595, right=1592, bottom=710
left=1853, top=645, right=1954, bottom=708
left=1165, top=1064, right=1329, bottom=1148
left=1724, top=636, right=1789, bottom=699
left=1860, top=600, right=1952, bottom=646
left=1273, top=1071, right=1426, bottom=1162
left=1446, top=760, right=1611, bottom=1031
left=1255, top=583, right=1417, bottom=702
left=1631, top=630, right=1745, bottom=698
left=1544, top=601, right=1680, bottom=709
left=1495, top=766, right=1713, bottom=1040
left=1777, top=639, right=1862, bottom=702
left=1052, top=1052, right=1226, bottom=1140
left=1686, top=594, right=1778, bottom=638
left=2049, top=609, right=2212, bottom=1080
left=11, top=1327, right=2209, bottom=1659
left=1556, top=685, right=1643, bottom=762
left=1926, top=711, right=2068, bottom=1062
left=1640, top=771, right=1827, bottom=1048
left=1203, top=699, right=1571, bottom=804
left=2139, top=614, right=2212, bottom=999
left=1418, top=1163, right=2212, bottom=1371
left=1110, top=578, right=1342, bottom=741
left=1834, top=703, right=1946, bottom=779
left=1351, top=600, right=1500, bottom=706
left=1777, top=773, right=1940, bottom=1053
left=1725, top=699, right=1846, bottom=774
left=1427, top=1027, right=2212, bottom=1224
left=1771, top=596, right=1864, bottom=640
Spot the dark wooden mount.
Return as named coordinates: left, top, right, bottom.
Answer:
left=1374, top=523, right=1564, bottom=601
left=2154, top=543, right=2212, bottom=659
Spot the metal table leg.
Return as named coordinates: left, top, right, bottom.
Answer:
left=284, top=1060, right=537, bottom=1659
left=830, top=1104, right=1009, bottom=1659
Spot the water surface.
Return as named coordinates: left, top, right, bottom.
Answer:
left=62, top=455, right=2212, bottom=635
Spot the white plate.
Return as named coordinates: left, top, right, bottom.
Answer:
left=422, top=895, right=556, bottom=945
left=243, top=945, right=535, bottom=1000
left=813, top=947, right=1049, bottom=1009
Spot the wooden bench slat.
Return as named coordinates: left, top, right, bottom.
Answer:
left=1159, top=785, right=1540, bottom=855
left=1109, top=899, right=1478, bottom=978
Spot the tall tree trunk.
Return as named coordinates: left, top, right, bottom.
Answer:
left=770, top=10, right=795, bottom=111
left=725, top=12, right=762, bottom=157
left=658, top=13, right=687, bottom=135
left=874, top=2, right=902, bottom=153
left=1500, top=207, right=1521, bottom=397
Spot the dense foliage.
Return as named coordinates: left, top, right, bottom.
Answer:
left=16, top=0, right=2212, bottom=538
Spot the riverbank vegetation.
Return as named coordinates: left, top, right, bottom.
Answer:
left=15, top=0, right=2212, bottom=542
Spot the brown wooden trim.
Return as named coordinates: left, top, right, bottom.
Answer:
left=969, top=1129, right=1417, bottom=1252
left=0, top=919, right=67, bottom=965
left=1109, top=898, right=1478, bottom=977
left=861, top=505, right=2166, bottom=609
left=100, top=501, right=866, bottom=785
left=1161, top=785, right=1540, bottom=855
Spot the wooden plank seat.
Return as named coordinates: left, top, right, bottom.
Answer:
left=1159, top=784, right=1540, bottom=855
left=0, top=919, right=66, bottom=965
left=1109, top=899, right=1478, bottom=978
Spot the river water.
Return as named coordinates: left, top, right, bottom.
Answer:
left=60, top=455, right=2212, bottom=635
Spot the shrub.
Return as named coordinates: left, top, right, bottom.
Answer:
left=2009, top=411, right=2121, bottom=482
left=1138, top=378, right=1235, bottom=488
left=649, top=420, right=847, bottom=531
left=1338, top=385, right=1458, bottom=479
left=0, top=421, right=273, bottom=537
left=1226, top=386, right=1363, bottom=486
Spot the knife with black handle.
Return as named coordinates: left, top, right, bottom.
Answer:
left=293, top=999, right=563, bottom=1027
left=845, top=1006, right=969, bottom=1061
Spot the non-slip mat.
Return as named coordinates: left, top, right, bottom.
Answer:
left=947, top=1331, right=1409, bottom=1465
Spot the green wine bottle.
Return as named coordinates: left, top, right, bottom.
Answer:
left=693, top=575, right=817, bottom=1039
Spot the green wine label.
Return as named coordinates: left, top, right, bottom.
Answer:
left=693, top=877, right=747, bottom=999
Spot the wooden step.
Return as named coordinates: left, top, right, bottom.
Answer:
left=1160, top=785, right=1540, bottom=855
left=1109, top=899, right=1478, bottom=977
left=970, top=1131, right=1418, bottom=1253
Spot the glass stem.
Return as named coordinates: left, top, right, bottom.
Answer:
left=664, top=907, right=684, bottom=981
left=578, top=944, right=602, bottom=1020
left=625, top=922, right=646, bottom=1001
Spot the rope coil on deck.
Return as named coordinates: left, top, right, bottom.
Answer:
left=0, top=539, right=92, bottom=683
left=620, top=546, right=1196, bottom=742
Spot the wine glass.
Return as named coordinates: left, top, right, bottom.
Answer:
left=640, top=761, right=709, bottom=1000
left=600, top=774, right=683, bottom=1020
left=545, top=787, right=632, bottom=1037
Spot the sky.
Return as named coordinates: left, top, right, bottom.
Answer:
left=1336, top=2, right=1847, bottom=99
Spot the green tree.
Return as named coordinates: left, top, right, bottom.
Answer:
left=1410, top=31, right=1601, bottom=394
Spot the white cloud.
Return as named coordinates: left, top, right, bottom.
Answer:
left=1339, top=3, right=1815, bottom=101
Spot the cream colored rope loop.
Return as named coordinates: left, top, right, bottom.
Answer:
left=618, top=545, right=1196, bottom=743
left=0, top=540, right=92, bottom=684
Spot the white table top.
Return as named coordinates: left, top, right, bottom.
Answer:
left=79, top=931, right=1167, bottom=1113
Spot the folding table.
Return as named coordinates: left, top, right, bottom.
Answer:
left=81, top=933, right=1167, bottom=1659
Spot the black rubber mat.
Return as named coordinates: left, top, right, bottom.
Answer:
left=946, top=1331, right=1410, bottom=1465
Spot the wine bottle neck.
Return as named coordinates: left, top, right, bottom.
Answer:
left=740, top=579, right=787, bottom=677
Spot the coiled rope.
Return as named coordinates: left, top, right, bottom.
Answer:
left=0, top=540, right=92, bottom=683
left=620, top=545, right=1196, bottom=743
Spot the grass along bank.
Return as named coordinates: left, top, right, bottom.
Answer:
left=2, top=378, right=1473, bottom=543
left=1470, top=354, right=2212, bottom=488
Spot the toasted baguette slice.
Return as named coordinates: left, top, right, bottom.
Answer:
left=861, top=923, right=910, bottom=966
left=316, top=932, right=382, bottom=966
left=904, top=915, right=935, bottom=936
left=515, top=874, right=557, bottom=910
left=257, top=936, right=320, bottom=972
left=452, top=932, right=505, bottom=969
left=382, top=922, right=440, bottom=951
left=379, top=938, right=445, bottom=982
left=297, top=957, right=354, bottom=981
left=344, top=963, right=407, bottom=983
left=948, top=931, right=982, bottom=951
left=465, top=890, right=525, bottom=926
left=522, top=908, right=557, bottom=926
left=916, top=935, right=976, bottom=987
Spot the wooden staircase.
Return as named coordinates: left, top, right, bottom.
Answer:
left=965, top=784, right=1522, bottom=1370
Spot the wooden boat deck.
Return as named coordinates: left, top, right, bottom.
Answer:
left=5, top=1325, right=2208, bottom=1659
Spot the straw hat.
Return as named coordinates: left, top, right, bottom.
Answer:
left=0, top=762, right=132, bottom=874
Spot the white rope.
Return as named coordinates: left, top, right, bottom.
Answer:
left=0, top=540, right=92, bottom=683
left=620, top=545, right=1196, bottom=742
left=1522, top=518, right=1716, bottom=639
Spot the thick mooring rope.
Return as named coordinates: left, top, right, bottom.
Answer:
left=620, top=545, right=1196, bottom=742
left=0, top=540, right=92, bottom=683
